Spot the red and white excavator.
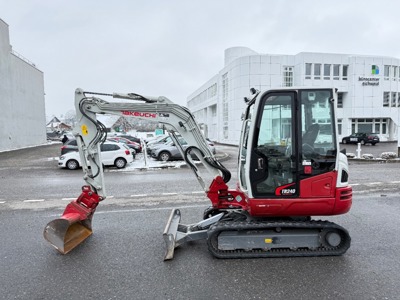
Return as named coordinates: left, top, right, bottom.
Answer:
left=44, top=87, right=352, bottom=259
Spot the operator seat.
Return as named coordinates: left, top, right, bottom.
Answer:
left=302, top=123, right=320, bottom=146
left=302, top=124, right=319, bottom=157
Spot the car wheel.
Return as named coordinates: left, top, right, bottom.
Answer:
left=114, top=158, right=127, bottom=169
left=360, top=140, right=365, bottom=145
left=372, top=143, right=376, bottom=146
left=342, top=139, right=347, bottom=144
left=158, top=151, right=171, bottom=161
left=66, top=159, right=79, bottom=170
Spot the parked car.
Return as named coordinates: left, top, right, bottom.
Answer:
left=60, top=139, right=78, bottom=155
left=151, top=138, right=189, bottom=161
left=146, top=134, right=170, bottom=146
left=206, top=138, right=216, bottom=154
left=147, top=135, right=215, bottom=155
left=107, top=137, right=141, bottom=153
left=118, top=134, right=142, bottom=145
left=58, top=141, right=134, bottom=170
left=341, top=133, right=380, bottom=145
left=145, top=135, right=164, bottom=145
left=151, top=137, right=216, bottom=161
left=147, top=135, right=173, bottom=155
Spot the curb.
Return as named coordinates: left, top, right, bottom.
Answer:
left=169, top=152, right=231, bottom=169
left=348, top=158, right=400, bottom=164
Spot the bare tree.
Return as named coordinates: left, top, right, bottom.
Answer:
left=64, top=110, right=76, bottom=127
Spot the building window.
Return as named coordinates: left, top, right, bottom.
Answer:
left=353, top=118, right=387, bottom=133
left=283, top=66, right=293, bottom=87
left=323, top=64, right=331, bottom=80
left=352, top=118, right=387, bottom=134
left=222, top=73, right=229, bottom=139
left=382, top=119, right=387, bottom=134
left=342, top=65, right=348, bottom=80
left=333, top=65, right=340, bottom=80
left=357, top=119, right=373, bottom=133
left=305, top=63, right=312, bottom=79
left=337, top=92, right=343, bottom=108
left=188, top=83, right=218, bottom=107
left=374, top=124, right=380, bottom=133
left=392, top=92, right=397, bottom=107
left=337, top=119, right=342, bottom=135
left=393, top=66, right=398, bottom=80
left=384, top=65, right=390, bottom=80
left=398, top=93, right=400, bottom=107
left=314, top=64, right=321, bottom=79
left=383, top=92, right=390, bottom=107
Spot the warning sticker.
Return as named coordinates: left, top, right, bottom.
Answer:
left=81, top=124, right=89, bottom=135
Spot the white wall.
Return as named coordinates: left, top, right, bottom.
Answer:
left=0, top=19, right=46, bottom=151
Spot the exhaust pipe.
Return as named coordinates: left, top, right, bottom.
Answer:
left=44, top=186, right=101, bottom=254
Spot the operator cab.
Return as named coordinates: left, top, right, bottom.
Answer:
left=239, top=88, right=338, bottom=199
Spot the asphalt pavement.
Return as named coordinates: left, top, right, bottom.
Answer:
left=1, top=193, right=400, bottom=300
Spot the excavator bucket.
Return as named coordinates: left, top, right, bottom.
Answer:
left=43, top=186, right=101, bottom=254
left=44, top=213, right=93, bottom=254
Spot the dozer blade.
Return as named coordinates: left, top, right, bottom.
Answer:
left=43, top=186, right=101, bottom=254
left=163, top=208, right=181, bottom=260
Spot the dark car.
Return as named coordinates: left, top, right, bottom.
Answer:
left=107, top=137, right=141, bottom=153
left=60, top=139, right=78, bottom=155
left=341, top=133, right=380, bottom=145
left=118, top=135, right=142, bottom=145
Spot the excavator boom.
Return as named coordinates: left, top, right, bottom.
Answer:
left=44, top=88, right=231, bottom=256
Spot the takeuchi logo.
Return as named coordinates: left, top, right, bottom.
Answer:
left=121, top=111, right=157, bottom=118
left=372, top=65, right=379, bottom=75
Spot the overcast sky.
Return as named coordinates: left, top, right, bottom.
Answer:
left=2, top=0, right=400, bottom=118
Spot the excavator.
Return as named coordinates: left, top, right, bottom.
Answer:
left=44, top=87, right=352, bottom=259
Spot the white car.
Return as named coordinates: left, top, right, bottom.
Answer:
left=58, top=141, right=134, bottom=170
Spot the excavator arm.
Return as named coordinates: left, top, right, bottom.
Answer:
left=73, top=88, right=230, bottom=197
left=44, top=88, right=232, bottom=258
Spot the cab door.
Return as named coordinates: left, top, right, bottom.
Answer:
left=247, top=89, right=338, bottom=199
left=249, top=91, right=298, bottom=198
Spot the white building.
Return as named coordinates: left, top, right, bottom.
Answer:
left=187, top=47, right=400, bottom=145
left=0, top=19, right=46, bottom=152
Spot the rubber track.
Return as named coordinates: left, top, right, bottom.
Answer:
left=207, top=220, right=351, bottom=259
